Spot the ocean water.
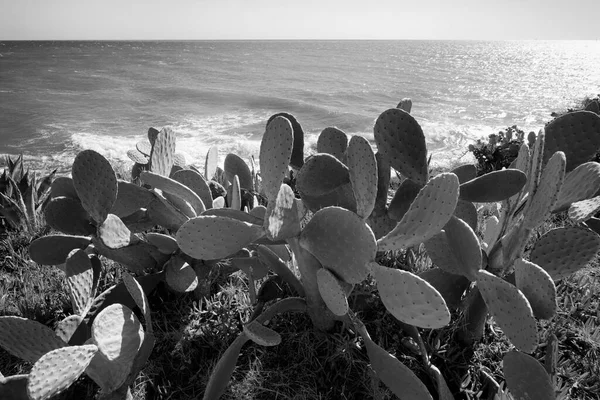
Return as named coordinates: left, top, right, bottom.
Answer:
left=1, top=40, right=599, bottom=174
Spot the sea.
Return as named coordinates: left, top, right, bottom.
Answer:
left=1, top=40, right=599, bottom=175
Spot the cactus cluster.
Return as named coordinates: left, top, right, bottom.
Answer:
left=4, top=103, right=600, bottom=399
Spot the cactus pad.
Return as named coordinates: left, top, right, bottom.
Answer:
left=204, top=145, right=219, bottom=180
left=224, top=153, right=253, bottom=190
left=0, top=374, right=28, bottom=399
left=0, top=317, right=66, bottom=363
left=503, top=351, right=554, bottom=400
left=568, top=196, right=600, bottom=223
left=419, top=268, right=470, bottom=309
left=145, top=232, right=179, bottom=254
left=316, top=268, right=349, bottom=316
left=443, top=216, right=481, bottom=280
left=50, top=177, right=79, bottom=200
left=177, top=215, right=265, bottom=260
left=202, top=208, right=264, bottom=226
left=97, top=214, right=134, bottom=249
left=44, top=196, right=95, bottom=236
left=317, top=127, right=348, bottom=161
left=373, top=108, right=428, bottom=185
left=267, top=112, right=305, bottom=170
left=477, top=270, right=537, bottom=353
left=346, top=135, right=378, bottom=219
left=526, top=128, right=546, bottom=198
left=514, top=259, right=557, bottom=320
left=91, top=237, right=162, bottom=274
left=543, top=110, right=600, bottom=172
left=149, top=127, right=176, bottom=177
left=459, top=169, right=527, bottom=203
left=127, top=149, right=148, bottom=165
left=378, top=173, right=459, bottom=252
left=388, top=178, right=422, bottom=221
left=55, top=315, right=88, bottom=345
left=451, top=164, right=477, bottom=184
left=122, top=272, right=152, bottom=333
left=259, top=116, right=293, bottom=201
left=72, top=149, right=118, bottom=224
left=165, top=257, right=198, bottom=293
left=523, top=151, right=565, bottom=230
left=483, top=216, right=501, bottom=247
left=147, top=193, right=188, bottom=231
left=65, top=249, right=95, bottom=316
left=243, top=321, right=281, bottom=347
left=27, top=344, right=97, bottom=400
left=264, top=183, right=301, bottom=241
left=172, top=169, right=214, bottom=212
left=299, top=207, right=376, bottom=283
left=554, top=161, right=600, bottom=212
left=29, top=235, right=91, bottom=266
left=372, top=263, right=450, bottom=329
left=530, top=226, right=600, bottom=281
left=296, top=153, right=350, bottom=197
left=453, top=199, right=478, bottom=232
left=136, top=140, right=152, bottom=157
left=363, top=332, right=434, bottom=400
left=141, top=171, right=205, bottom=215
left=110, top=180, right=155, bottom=218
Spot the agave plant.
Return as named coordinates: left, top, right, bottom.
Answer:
left=0, top=155, right=56, bottom=232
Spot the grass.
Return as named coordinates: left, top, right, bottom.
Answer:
left=1, top=192, right=600, bottom=399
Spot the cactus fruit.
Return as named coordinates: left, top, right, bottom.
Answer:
left=373, top=108, right=429, bottom=185
left=97, top=214, right=135, bottom=249
left=317, top=127, right=348, bottom=161
left=243, top=320, right=281, bottom=346
left=149, top=127, right=176, bottom=177
left=346, top=135, right=378, bottom=219
left=171, top=169, right=214, bottom=212
left=316, top=268, right=349, bottom=316
left=176, top=215, right=265, bottom=260
left=378, top=173, right=459, bottom=251
left=297, top=153, right=351, bottom=197
left=372, top=263, right=450, bottom=329
left=140, top=171, right=205, bottom=215
left=264, top=184, right=301, bottom=241
left=0, top=317, right=67, bottom=363
left=259, top=116, right=293, bottom=202
left=522, top=151, right=565, bottom=230
left=299, top=207, right=376, bottom=283
left=267, top=112, right=305, bottom=170
left=514, top=259, right=557, bottom=320
left=27, top=344, right=98, bottom=400
left=459, top=169, right=527, bottom=203
left=224, top=153, right=253, bottom=190
left=110, top=180, right=155, bottom=218
left=72, top=149, right=118, bottom=224
left=568, top=196, right=600, bottom=223
left=165, top=256, right=198, bottom=293
left=65, top=249, right=95, bottom=316
left=543, top=110, right=600, bottom=172
left=476, top=270, right=537, bottom=353
left=29, top=235, right=91, bottom=266
left=44, top=196, right=95, bottom=236
left=502, top=351, right=554, bottom=400
left=530, top=226, right=600, bottom=281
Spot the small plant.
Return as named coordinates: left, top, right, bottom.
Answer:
left=467, top=126, right=532, bottom=175
left=0, top=155, right=56, bottom=233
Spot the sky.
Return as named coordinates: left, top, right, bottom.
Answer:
left=1, top=0, right=598, bottom=40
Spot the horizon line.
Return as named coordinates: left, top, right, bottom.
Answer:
left=2, top=38, right=600, bottom=42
